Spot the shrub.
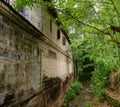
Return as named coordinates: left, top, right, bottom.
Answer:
left=91, top=57, right=110, bottom=99
left=62, top=80, right=83, bottom=107
left=65, top=88, right=76, bottom=101
left=71, top=80, right=83, bottom=94
left=85, top=101, right=92, bottom=107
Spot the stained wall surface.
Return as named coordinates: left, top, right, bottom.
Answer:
left=0, top=1, right=73, bottom=107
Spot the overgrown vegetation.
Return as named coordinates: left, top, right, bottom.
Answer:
left=85, top=101, right=93, bottom=107
left=62, top=80, right=83, bottom=107
left=91, top=58, right=110, bottom=99
left=70, top=36, right=94, bottom=81
left=70, top=31, right=120, bottom=99
left=13, top=0, right=120, bottom=101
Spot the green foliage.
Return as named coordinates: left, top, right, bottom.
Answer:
left=89, top=33, right=120, bottom=99
left=71, top=80, right=83, bottom=93
left=62, top=81, right=83, bottom=107
left=91, top=57, right=110, bottom=99
left=13, top=0, right=41, bottom=8
left=70, top=36, right=94, bottom=80
left=85, top=101, right=92, bottom=107
left=70, top=30, right=120, bottom=99
left=65, top=88, right=76, bottom=101
left=66, top=81, right=83, bottom=100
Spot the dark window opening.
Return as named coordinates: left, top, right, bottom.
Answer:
left=62, top=36, right=66, bottom=45
left=50, top=20, right=52, bottom=32
left=57, top=29, right=60, bottom=39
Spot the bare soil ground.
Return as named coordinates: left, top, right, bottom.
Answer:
left=68, top=81, right=111, bottom=107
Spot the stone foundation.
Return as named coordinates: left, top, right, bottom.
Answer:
left=1, top=74, right=73, bottom=107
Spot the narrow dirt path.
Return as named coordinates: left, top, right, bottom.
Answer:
left=68, top=81, right=93, bottom=107
left=68, top=81, right=110, bottom=107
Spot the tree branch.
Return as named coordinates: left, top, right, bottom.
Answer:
left=110, top=0, right=120, bottom=24
left=58, top=9, right=120, bottom=48
left=62, top=10, right=109, bottom=35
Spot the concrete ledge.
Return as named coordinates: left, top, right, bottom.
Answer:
left=3, top=74, right=73, bottom=107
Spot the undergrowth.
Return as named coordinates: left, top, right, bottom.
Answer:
left=91, top=57, right=110, bottom=99
left=62, top=80, right=83, bottom=107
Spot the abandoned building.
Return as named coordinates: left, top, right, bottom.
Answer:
left=0, top=0, right=73, bottom=107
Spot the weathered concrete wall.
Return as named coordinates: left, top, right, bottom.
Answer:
left=22, top=75, right=73, bottom=107
left=0, top=6, right=42, bottom=106
left=0, top=1, right=73, bottom=107
left=18, top=6, right=70, bottom=52
left=9, top=0, right=73, bottom=78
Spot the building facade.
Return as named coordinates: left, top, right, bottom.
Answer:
left=10, top=0, right=73, bottom=79
left=0, top=0, right=73, bottom=107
